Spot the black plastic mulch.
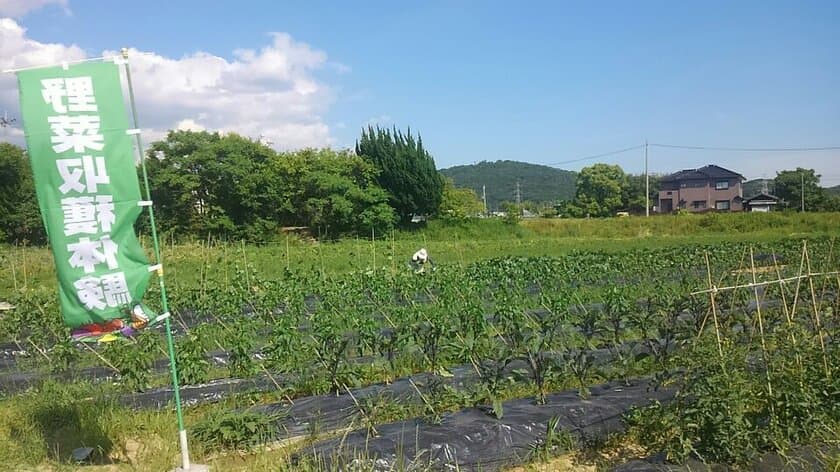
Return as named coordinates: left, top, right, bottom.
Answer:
left=296, top=378, right=675, bottom=472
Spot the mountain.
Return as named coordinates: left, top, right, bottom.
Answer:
left=440, top=160, right=576, bottom=211
left=826, top=185, right=840, bottom=196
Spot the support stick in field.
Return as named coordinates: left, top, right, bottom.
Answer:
left=122, top=49, right=201, bottom=472
left=703, top=252, right=725, bottom=359
left=21, top=241, right=28, bottom=288
left=749, top=247, right=773, bottom=397
left=10, top=244, right=17, bottom=291
left=803, top=241, right=830, bottom=378
left=371, top=226, right=376, bottom=271
left=772, top=251, right=803, bottom=379
left=241, top=240, right=250, bottom=290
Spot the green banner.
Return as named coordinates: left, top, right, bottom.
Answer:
left=17, top=61, right=152, bottom=340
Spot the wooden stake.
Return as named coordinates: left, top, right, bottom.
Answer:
left=750, top=247, right=773, bottom=396
left=803, top=241, right=830, bottom=378
left=704, top=252, right=724, bottom=359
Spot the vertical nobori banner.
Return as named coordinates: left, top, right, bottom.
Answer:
left=17, top=61, right=152, bottom=341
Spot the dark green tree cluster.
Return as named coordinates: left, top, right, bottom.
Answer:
left=773, top=168, right=840, bottom=211
left=0, top=143, right=44, bottom=244
left=355, top=126, right=444, bottom=223
left=143, top=131, right=396, bottom=240
left=558, top=163, right=659, bottom=217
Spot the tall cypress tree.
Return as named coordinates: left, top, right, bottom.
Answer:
left=356, top=126, right=444, bottom=223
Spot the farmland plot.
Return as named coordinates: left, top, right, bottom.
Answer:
left=0, top=236, right=838, bottom=470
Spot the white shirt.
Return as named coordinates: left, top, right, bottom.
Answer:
left=412, top=249, right=428, bottom=263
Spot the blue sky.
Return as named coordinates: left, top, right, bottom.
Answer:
left=2, top=0, right=838, bottom=184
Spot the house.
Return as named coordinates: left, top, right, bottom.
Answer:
left=743, top=193, right=781, bottom=212
left=657, top=164, right=745, bottom=213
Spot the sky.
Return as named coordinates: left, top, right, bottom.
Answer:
left=1, top=0, right=838, bottom=184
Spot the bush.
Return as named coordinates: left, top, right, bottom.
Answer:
left=192, top=410, right=280, bottom=451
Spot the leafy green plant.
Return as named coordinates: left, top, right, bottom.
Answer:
left=175, top=331, right=209, bottom=385
left=103, top=331, right=158, bottom=391
left=192, top=409, right=280, bottom=452
left=226, top=320, right=257, bottom=378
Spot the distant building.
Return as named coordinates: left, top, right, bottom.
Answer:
left=657, top=164, right=745, bottom=213
left=743, top=193, right=781, bottom=212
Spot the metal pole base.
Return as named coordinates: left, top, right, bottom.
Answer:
left=173, top=465, right=209, bottom=472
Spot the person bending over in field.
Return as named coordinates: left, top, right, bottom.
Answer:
left=410, top=248, right=434, bottom=273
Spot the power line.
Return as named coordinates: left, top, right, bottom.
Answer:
left=545, top=144, right=645, bottom=167
left=649, top=143, right=840, bottom=152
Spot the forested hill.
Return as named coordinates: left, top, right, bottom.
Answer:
left=440, top=160, right=576, bottom=211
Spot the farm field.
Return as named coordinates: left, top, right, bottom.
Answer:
left=0, top=214, right=839, bottom=471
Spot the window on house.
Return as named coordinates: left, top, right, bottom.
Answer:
left=666, top=191, right=672, bottom=195
left=692, top=200, right=706, bottom=209
left=715, top=200, right=730, bottom=210
left=715, top=180, right=729, bottom=190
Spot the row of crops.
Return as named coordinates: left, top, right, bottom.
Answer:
left=1, top=236, right=839, bottom=469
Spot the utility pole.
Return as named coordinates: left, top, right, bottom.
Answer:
left=482, top=185, right=487, bottom=215
left=515, top=181, right=522, bottom=215
left=644, top=140, right=649, bottom=217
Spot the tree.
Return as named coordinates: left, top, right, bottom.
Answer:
left=355, top=126, right=444, bottom=224
left=270, top=149, right=396, bottom=238
left=624, top=174, right=660, bottom=214
left=145, top=131, right=395, bottom=240
left=774, top=168, right=824, bottom=211
left=438, top=178, right=485, bottom=220
left=146, top=130, right=275, bottom=239
left=0, top=143, right=44, bottom=244
left=565, top=164, right=629, bottom=217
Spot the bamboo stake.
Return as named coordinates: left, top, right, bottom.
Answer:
left=10, top=244, right=18, bottom=291
left=704, top=252, right=724, bottom=359
left=241, top=240, right=250, bottom=290
left=285, top=233, right=290, bottom=270
left=343, top=383, right=379, bottom=436
left=816, top=237, right=836, bottom=317
left=772, top=252, right=802, bottom=378
left=788, top=243, right=807, bottom=327
left=690, top=271, right=840, bottom=295
left=391, top=229, right=396, bottom=276
left=749, top=247, right=773, bottom=396
left=21, top=241, right=28, bottom=288
left=803, top=241, right=830, bottom=378
left=79, top=341, right=121, bottom=374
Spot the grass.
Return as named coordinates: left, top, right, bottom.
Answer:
left=1, top=212, right=840, bottom=470
left=3, top=212, right=840, bottom=297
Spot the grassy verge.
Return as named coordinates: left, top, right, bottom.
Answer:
left=3, top=212, right=839, bottom=297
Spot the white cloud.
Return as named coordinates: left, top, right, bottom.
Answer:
left=0, top=19, right=338, bottom=150
left=174, top=118, right=205, bottom=132
left=0, top=0, right=68, bottom=18
left=364, top=114, right=392, bottom=127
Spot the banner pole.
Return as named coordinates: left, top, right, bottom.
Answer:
left=119, top=48, right=196, bottom=471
